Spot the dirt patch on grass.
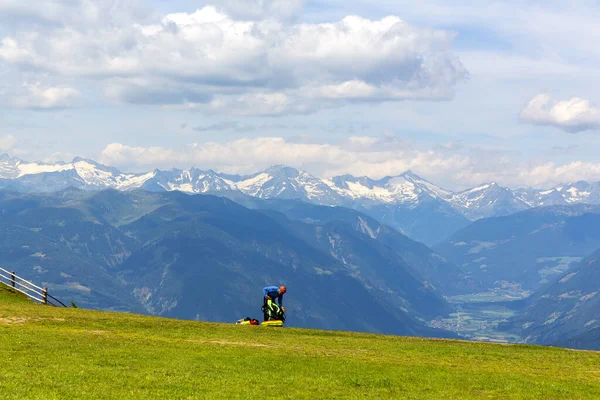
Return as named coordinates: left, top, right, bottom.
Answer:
left=0, top=317, right=30, bottom=325
left=183, top=339, right=370, bottom=358
left=0, top=316, right=67, bottom=325
left=186, top=339, right=271, bottom=348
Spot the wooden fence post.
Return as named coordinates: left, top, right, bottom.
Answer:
left=43, top=288, right=48, bottom=305
left=11, top=271, right=15, bottom=288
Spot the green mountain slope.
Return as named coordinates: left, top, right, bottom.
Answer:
left=241, top=198, right=477, bottom=295
left=0, top=205, right=143, bottom=311
left=506, top=249, right=600, bottom=349
left=1, top=298, right=600, bottom=399
left=0, top=284, right=30, bottom=304
left=435, top=205, right=600, bottom=297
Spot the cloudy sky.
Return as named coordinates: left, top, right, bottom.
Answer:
left=1, top=0, right=599, bottom=189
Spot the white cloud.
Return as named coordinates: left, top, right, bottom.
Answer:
left=98, top=136, right=600, bottom=189
left=0, top=0, right=149, bottom=27
left=204, top=92, right=309, bottom=116
left=347, top=136, right=380, bottom=146
left=12, top=83, right=81, bottom=109
left=0, top=135, right=16, bottom=151
left=100, top=136, right=470, bottom=180
left=519, top=161, right=600, bottom=187
left=0, top=4, right=466, bottom=115
left=320, top=1, right=600, bottom=62
left=520, top=94, right=600, bottom=133
left=0, top=0, right=80, bottom=25
left=218, top=0, right=304, bottom=21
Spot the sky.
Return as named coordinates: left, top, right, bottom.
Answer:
left=1, top=0, right=600, bottom=190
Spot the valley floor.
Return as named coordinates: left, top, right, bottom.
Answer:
left=430, top=296, right=523, bottom=343
left=2, top=291, right=600, bottom=399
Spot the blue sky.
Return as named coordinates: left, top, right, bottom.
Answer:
left=1, top=0, right=599, bottom=189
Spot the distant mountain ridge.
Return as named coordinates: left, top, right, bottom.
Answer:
left=2, top=154, right=600, bottom=244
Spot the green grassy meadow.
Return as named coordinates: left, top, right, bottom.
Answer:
left=2, top=286, right=600, bottom=399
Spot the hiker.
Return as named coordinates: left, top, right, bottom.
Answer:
left=262, top=285, right=286, bottom=321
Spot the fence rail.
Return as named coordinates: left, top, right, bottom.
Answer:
left=0, top=267, right=67, bottom=307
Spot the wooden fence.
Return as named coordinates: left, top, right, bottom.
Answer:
left=0, top=267, right=67, bottom=307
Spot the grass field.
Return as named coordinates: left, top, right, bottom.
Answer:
left=2, top=285, right=600, bottom=399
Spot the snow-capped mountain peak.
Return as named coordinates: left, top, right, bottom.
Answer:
left=448, top=181, right=530, bottom=220
left=2, top=154, right=600, bottom=222
left=326, top=170, right=453, bottom=205
left=230, top=166, right=342, bottom=204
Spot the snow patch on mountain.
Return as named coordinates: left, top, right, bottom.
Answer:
left=358, top=216, right=377, bottom=239
left=18, top=162, right=74, bottom=178
left=330, top=179, right=401, bottom=202
left=564, top=187, right=591, bottom=203
left=235, top=173, right=272, bottom=196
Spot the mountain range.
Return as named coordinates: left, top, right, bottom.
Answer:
left=4, top=154, right=600, bottom=347
left=0, top=188, right=460, bottom=337
left=2, top=154, right=600, bottom=245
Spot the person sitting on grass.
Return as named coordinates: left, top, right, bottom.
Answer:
left=263, top=285, right=286, bottom=321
